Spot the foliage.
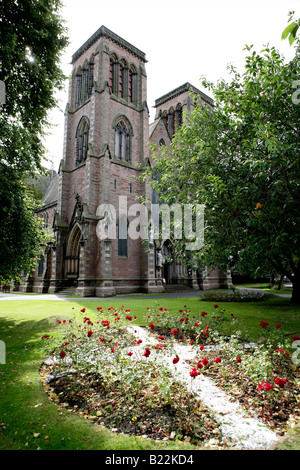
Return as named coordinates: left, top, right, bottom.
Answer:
left=0, top=0, right=68, bottom=174
left=146, top=43, right=300, bottom=302
left=0, top=0, right=68, bottom=282
left=0, top=165, right=51, bottom=284
left=282, top=11, right=300, bottom=46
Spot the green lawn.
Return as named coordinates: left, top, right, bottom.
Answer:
left=0, top=295, right=299, bottom=450
left=235, top=283, right=293, bottom=295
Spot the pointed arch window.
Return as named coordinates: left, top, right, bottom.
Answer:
left=76, top=117, right=90, bottom=165
left=119, top=60, right=129, bottom=99
left=129, top=65, right=137, bottom=103
left=168, top=108, right=175, bottom=137
left=109, top=54, right=119, bottom=95
left=74, top=56, right=94, bottom=108
left=88, top=56, right=95, bottom=97
left=75, top=68, right=83, bottom=108
left=82, top=60, right=89, bottom=102
left=175, top=104, right=183, bottom=128
left=38, top=254, right=44, bottom=277
left=114, top=118, right=132, bottom=162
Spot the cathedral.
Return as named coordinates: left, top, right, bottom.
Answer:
left=19, top=26, right=232, bottom=296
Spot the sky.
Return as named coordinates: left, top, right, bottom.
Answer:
left=43, top=0, right=300, bottom=170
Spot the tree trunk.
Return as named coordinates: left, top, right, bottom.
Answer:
left=270, top=273, right=275, bottom=286
left=277, top=274, right=284, bottom=291
left=291, top=274, right=300, bottom=304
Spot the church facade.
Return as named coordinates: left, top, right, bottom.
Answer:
left=19, top=26, right=232, bottom=296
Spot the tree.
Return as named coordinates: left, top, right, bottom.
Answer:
left=0, top=0, right=68, bottom=284
left=0, top=166, right=50, bottom=284
left=0, top=0, right=68, bottom=174
left=147, top=44, right=300, bottom=303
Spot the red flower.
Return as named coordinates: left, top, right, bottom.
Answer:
left=158, top=336, right=165, bottom=340
left=197, top=362, right=203, bottom=369
left=136, top=339, right=142, bottom=344
left=214, top=357, right=221, bottom=364
left=276, top=324, right=281, bottom=329
left=214, top=304, right=218, bottom=308
left=190, top=368, right=200, bottom=378
left=275, top=378, right=287, bottom=389
left=260, top=321, right=269, bottom=328
left=143, top=347, right=151, bottom=357
left=60, top=350, right=66, bottom=359
left=149, top=323, right=155, bottom=330
left=125, top=315, right=132, bottom=321
left=236, top=357, right=242, bottom=363
left=171, top=329, right=179, bottom=336
left=194, top=322, right=199, bottom=326
left=190, top=340, right=194, bottom=345
left=258, top=381, right=273, bottom=392
left=173, top=357, right=179, bottom=364
left=179, top=318, right=184, bottom=323
left=201, top=312, right=207, bottom=317
left=128, top=351, right=133, bottom=356
left=97, top=307, right=102, bottom=311
left=199, top=345, right=204, bottom=351
left=292, top=336, right=300, bottom=341
left=87, top=330, right=93, bottom=337
left=81, top=308, right=86, bottom=313
left=42, top=335, right=49, bottom=340
left=202, top=358, right=209, bottom=366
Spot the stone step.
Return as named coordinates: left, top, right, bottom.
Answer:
left=57, top=288, right=77, bottom=296
left=164, top=284, right=193, bottom=292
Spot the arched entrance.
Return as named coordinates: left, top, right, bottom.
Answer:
left=64, top=223, right=81, bottom=285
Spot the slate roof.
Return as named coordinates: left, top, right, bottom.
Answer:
left=40, top=173, right=59, bottom=208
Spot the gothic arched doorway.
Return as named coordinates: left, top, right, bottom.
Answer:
left=64, top=223, right=81, bottom=285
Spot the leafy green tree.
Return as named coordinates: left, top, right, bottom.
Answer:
left=0, top=166, right=50, bottom=284
left=0, top=0, right=68, bottom=284
left=0, top=0, right=68, bottom=174
left=147, top=44, right=300, bottom=303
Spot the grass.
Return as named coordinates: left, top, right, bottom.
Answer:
left=0, top=295, right=299, bottom=450
left=235, top=283, right=293, bottom=295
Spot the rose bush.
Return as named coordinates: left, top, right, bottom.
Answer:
left=40, top=303, right=299, bottom=441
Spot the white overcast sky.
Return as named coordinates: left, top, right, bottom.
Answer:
left=43, top=0, right=300, bottom=170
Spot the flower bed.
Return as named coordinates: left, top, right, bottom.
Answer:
left=199, top=289, right=267, bottom=302
left=39, top=304, right=300, bottom=447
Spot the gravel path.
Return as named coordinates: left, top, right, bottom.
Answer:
left=128, top=325, right=279, bottom=450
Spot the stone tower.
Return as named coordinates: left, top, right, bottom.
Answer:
left=18, top=26, right=232, bottom=296
left=46, top=26, right=163, bottom=296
